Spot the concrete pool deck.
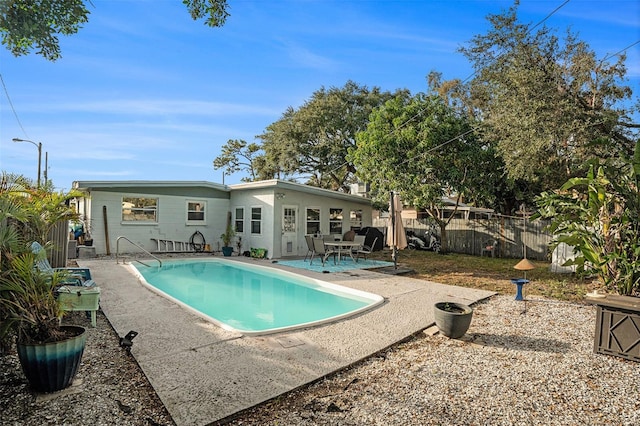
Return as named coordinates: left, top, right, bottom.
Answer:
left=79, top=256, right=495, bottom=426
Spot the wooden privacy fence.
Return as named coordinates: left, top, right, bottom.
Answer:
left=373, top=216, right=553, bottom=261
left=49, top=220, right=70, bottom=268
left=0, top=219, right=69, bottom=268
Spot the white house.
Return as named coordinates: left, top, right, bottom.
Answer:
left=72, top=179, right=373, bottom=259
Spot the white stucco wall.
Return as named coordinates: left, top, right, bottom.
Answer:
left=229, top=189, right=274, bottom=257
left=74, top=180, right=372, bottom=259
left=84, top=190, right=230, bottom=255
left=230, top=186, right=372, bottom=259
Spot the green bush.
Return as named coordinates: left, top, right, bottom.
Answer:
left=535, top=142, right=640, bottom=296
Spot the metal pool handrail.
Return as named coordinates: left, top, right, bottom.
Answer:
left=116, top=236, right=162, bottom=267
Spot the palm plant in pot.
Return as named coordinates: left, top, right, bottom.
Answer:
left=220, top=222, right=236, bottom=256
left=0, top=172, right=86, bottom=392
left=0, top=252, right=87, bottom=393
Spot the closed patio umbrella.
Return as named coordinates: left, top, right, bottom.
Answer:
left=387, top=192, right=408, bottom=269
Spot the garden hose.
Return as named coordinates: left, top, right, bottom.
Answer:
left=190, top=230, right=206, bottom=253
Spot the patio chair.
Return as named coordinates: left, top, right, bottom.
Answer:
left=351, top=235, right=366, bottom=257
left=481, top=239, right=498, bottom=258
left=355, top=237, right=378, bottom=262
left=304, top=235, right=314, bottom=261
left=31, top=241, right=95, bottom=287
left=310, top=237, right=337, bottom=266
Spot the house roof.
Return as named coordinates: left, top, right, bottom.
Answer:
left=72, top=179, right=371, bottom=205
left=72, top=180, right=229, bottom=192
left=229, top=179, right=371, bottom=205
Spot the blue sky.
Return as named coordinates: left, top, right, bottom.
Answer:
left=1, top=0, right=638, bottom=190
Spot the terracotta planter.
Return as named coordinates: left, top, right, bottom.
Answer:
left=17, top=325, right=87, bottom=393
left=434, top=302, right=473, bottom=339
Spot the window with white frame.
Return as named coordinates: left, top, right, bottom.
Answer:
left=329, top=208, right=343, bottom=235
left=186, top=201, right=206, bottom=224
left=306, top=207, right=320, bottom=235
left=122, top=197, right=158, bottom=222
left=235, top=207, right=244, bottom=233
left=251, top=207, right=262, bottom=234
left=283, top=207, right=296, bottom=232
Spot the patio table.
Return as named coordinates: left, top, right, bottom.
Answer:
left=323, top=241, right=362, bottom=263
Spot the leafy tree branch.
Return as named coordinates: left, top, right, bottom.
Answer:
left=1, top=0, right=229, bottom=61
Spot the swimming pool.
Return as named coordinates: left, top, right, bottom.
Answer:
left=131, top=258, right=384, bottom=335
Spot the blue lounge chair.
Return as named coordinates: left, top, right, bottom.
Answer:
left=31, top=241, right=96, bottom=287
left=31, top=241, right=100, bottom=327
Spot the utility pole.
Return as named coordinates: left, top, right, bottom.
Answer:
left=12, top=138, right=42, bottom=187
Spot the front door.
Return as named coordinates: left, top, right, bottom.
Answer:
left=281, top=205, right=298, bottom=257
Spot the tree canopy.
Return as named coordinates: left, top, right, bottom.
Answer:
left=257, top=81, right=404, bottom=192
left=213, top=139, right=265, bottom=183
left=0, top=0, right=229, bottom=61
left=451, top=5, right=638, bottom=192
left=0, top=171, right=81, bottom=267
left=348, top=91, right=498, bottom=250
left=534, top=141, right=640, bottom=296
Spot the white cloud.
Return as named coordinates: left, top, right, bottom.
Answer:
left=280, top=40, right=339, bottom=71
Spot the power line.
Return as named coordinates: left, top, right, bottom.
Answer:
left=285, top=1, right=636, bottom=193
left=0, top=73, right=29, bottom=139
left=530, top=0, right=571, bottom=32
left=601, top=40, right=640, bottom=63
left=325, top=2, right=574, bottom=180
left=363, top=0, right=573, bottom=170
left=460, top=0, right=571, bottom=86
left=361, top=0, right=639, bottom=191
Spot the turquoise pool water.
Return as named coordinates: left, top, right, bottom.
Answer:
left=132, top=259, right=383, bottom=335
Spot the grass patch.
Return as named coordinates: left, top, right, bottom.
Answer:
left=369, top=249, right=600, bottom=303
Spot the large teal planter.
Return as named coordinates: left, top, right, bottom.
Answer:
left=17, top=325, right=87, bottom=393
left=434, top=302, right=473, bottom=339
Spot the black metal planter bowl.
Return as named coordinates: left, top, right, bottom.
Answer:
left=17, top=325, right=87, bottom=393
left=434, top=302, right=474, bottom=339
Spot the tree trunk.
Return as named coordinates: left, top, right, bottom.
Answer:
left=439, top=222, right=449, bottom=253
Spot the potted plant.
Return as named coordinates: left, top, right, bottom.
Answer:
left=535, top=141, right=640, bottom=362
left=81, top=233, right=93, bottom=247
left=433, top=302, right=473, bottom=339
left=220, top=223, right=236, bottom=256
left=0, top=172, right=87, bottom=392
left=83, top=231, right=93, bottom=247
left=0, top=251, right=87, bottom=393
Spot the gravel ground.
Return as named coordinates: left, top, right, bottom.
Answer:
left=2, top=295, right=639, bottom=425
left=224, top=295, right=640, bottom=426
left=0, top=310, right=174, bottom=426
